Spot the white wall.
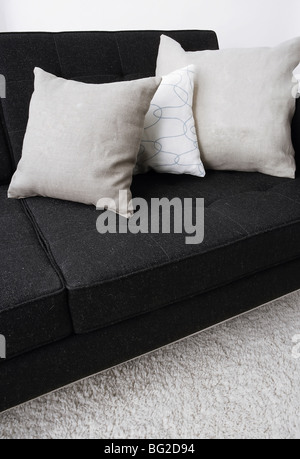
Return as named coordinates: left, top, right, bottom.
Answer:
left=0, top=0, right=299, bottom=48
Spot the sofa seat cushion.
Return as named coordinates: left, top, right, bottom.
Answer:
left=0, top=186, right=72, bottom=358
left=24, top=171, right=300, bottom=335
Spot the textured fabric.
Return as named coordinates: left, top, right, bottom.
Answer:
left=8, top=69, right=161, bottom=216
left=0, top=186, right=72, bottom=359
left=156, top=35, right=300, bottom=178
left=25, top=171, right=300, bottom=334
left=1, top=258, right=299, bottom=414
left=0, top=116, right=12, bottom=184
left=135, top=66, right=205, bottom=177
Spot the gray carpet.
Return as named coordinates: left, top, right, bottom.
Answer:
left=0, top=290, right=300, bottom=439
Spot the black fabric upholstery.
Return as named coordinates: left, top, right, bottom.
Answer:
left=0, top=186, right=72, bottom=358
left=0, top=113, right=12, bottom=184
left=1, top=255, right=300, bottom=413
left=0, top=30, right=218, bottom=167
left=25, top=171, right=300, bottom=334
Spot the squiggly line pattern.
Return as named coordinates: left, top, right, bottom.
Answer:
left=136, top=66, right=205, bottom=177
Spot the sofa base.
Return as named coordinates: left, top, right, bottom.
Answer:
left=1, top=257, right=300, bottom=413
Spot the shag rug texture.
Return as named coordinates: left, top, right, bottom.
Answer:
left=0, top=290, right=299, bottom=439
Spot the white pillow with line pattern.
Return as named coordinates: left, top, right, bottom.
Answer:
left=135, top=65, right=205, bottom=178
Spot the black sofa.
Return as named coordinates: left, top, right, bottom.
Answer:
left=0, top=30, right=299, bottom=413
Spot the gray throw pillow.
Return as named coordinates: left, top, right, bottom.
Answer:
left=156, top=35, right=300, bottom=178
left=8, top=68, right=161, bottom=217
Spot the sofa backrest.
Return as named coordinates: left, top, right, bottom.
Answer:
left=0, top=30, right=218, bottom=182
left=0, top=30, right=299, bottom=179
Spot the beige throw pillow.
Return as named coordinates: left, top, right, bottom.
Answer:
left=156, top=35, right=300, bottom=178
left=8, top=68, right=161, bottom=217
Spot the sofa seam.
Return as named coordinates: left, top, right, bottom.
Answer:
left=20, top=199, right=76, bottom=331
left=271, top=190, right=300, bottom=205
left=75, top=253, right=300, bottom=334
left=145, top=233, right=171, bottom=261
left=53, top=35, right=64, bottom=77
left=209, top=206, right=250, bottom=234
left=28, top=182, right=299, bottom=249
left=21, top=200, right=69, bottom=289
left=4, top=329, right=73, bottom=362
left=115, top=34, right=125, bottom=76
left=0, top=188, right=68, bottom=311
left=0, top=285, right=66, bottom=315
left=206, top=186, right=297, bottom=209
left=62, top=217, right=300, bottom=291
